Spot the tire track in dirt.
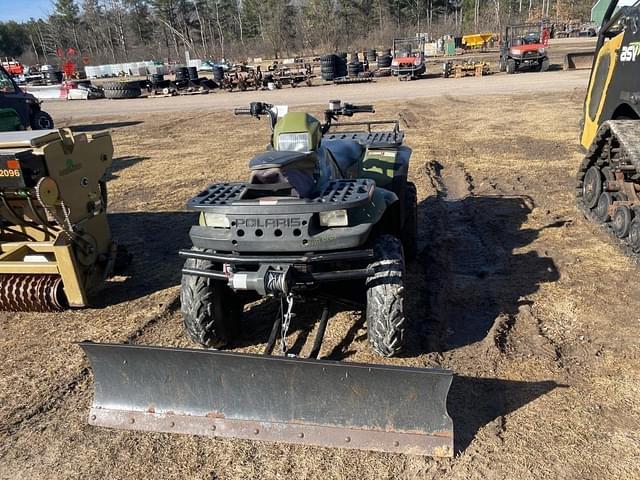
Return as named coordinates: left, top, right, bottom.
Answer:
left=418, top=159, right=566, bottom=460
left=0, top=295, right=181, bottom=438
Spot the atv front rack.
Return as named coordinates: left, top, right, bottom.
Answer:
left=187, top=178, right=374, bottom=214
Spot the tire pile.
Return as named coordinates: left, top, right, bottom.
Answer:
left=376, top=49, right=393, bottom=77
left=102, top=81, right=142, bottom=99
left=320, top=53, right=348, bottom=81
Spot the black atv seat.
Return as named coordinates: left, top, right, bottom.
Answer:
left=249, top=150, right=316, bottom=171
left=248, top=150, right=317, bottom=198
left=322, top=140, right=364, bottom=176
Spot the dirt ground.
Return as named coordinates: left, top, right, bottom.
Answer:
left=1, top=76, right=639, bottom=479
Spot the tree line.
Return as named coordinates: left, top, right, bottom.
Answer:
left=0, top=0, right=594, bottom=65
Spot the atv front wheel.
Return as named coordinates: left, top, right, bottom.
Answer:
left=366, top=235, right=406, bottom=357
left=181, top=253, right=243, bottom=348
left=400, top=181, right=418, bottom=261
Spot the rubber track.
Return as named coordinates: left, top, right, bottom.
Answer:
left=575, top=120, right=640, bottom=262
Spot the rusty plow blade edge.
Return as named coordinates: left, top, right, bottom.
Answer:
left=80, top=342, right=454, bottom=456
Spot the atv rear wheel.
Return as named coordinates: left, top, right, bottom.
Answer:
left=181, top=253, right=243, bottom=348
left=506, top=59, right=516, bottom=74
left=366, top=235, right=406, bottom=357
left=401, top=181, right=418, bottom=261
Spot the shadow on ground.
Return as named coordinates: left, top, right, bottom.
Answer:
left=94, top=211, right=197, bottom=307
left=71, top=121, right=143, bottom=132
left=413, top=191, right=561, bottom=354
left=104, top=155, right=149, bottom=181
left=450, top=376, right=560, bottom=453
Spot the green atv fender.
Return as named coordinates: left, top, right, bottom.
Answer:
left=348, top=187, right=398, bottom=227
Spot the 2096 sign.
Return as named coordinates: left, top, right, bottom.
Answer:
left=0, top=169, right=20, bottom=177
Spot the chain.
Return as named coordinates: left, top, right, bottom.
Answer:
left=35, top=178, right=73, bottom=233
left=280, top=293, right=295, bottom=354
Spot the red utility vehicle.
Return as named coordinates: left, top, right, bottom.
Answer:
left=499, top=24, right=550, bottom=74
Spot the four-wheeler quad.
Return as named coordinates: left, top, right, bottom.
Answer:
left=499, top=23, right=551, bottom=74
left=180, top=100, right=418, bottom=358
left=80, top=101, right=453, bottom=457
left=0, top=65, right=54, bottom=129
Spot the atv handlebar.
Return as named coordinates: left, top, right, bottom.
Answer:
left=343, top=103, right=375, bottom=115
left=322, top=101, right=375, bottom=132
left=233, top=102, right=274, bottom=118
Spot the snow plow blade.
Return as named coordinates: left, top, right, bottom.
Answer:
left=80, top=342, right=454, bottom=456
left=564, top=51, right=595, bottom=70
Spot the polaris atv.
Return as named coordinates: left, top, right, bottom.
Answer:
left=179, top=100, right=418, bottom=357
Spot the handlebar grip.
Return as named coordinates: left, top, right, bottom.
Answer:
left=234, top=108, right=251, bottom=115
left=355, top=105, right=375, bottom=113
left=345, top=104, right=375, bottom=114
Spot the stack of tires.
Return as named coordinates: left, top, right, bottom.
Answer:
left=348, top=61, right=363, bottom=77
left=365, top=49, right=377, bottom=62
left=335, top=52, right=348, bottom=78
left=376, top=50, right=393, bottom=76
left=212, top=66, right=224, bottom=82
left=187, top=66, right=199, bottom=81
left=150, top=73, right=171, bottom=89
left=102, top=81, right=142, bottom=99
left=320, top=54, right=336, bottom=81
left=175, top=66, right=190, bottom=88
left=321, top=53, right=349, bottom=81
left=175, top=67, right=189, bottom=81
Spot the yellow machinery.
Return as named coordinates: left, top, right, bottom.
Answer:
left=462, top=33, right=495, bottom=49
left=576, top=0, right=640, bottom=254
left=0, top=129, right=118, bottom=311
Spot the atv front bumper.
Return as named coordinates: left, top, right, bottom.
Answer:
left=180, top=248, right=374, bottom=296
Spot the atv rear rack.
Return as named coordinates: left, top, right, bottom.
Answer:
left=187, top=178, right=374, bottom=214
left=323, top=120, right=404, bottom=148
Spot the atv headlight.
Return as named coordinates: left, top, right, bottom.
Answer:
left=278, top=133, right=310, bottom=152
left=204, top=213, right=230, bottom=228
left=319, top=209, right=348, bottom=227
left=538, top=47, right=546, bottom=54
